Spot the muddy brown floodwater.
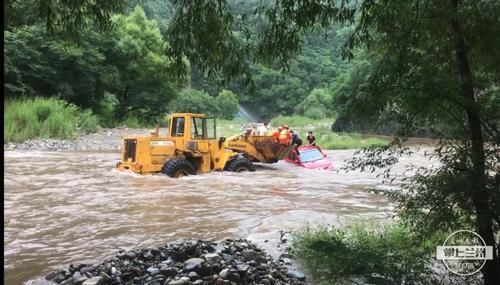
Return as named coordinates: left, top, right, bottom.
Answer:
left=4, top=148, right=436, bottom=284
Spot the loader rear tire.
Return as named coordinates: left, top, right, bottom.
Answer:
left=225, top=156, right=256, bottom=172
left=162, top=158, right=196, bottom=178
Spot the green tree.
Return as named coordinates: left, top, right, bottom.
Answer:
left=236, top=66, right=307, bottom=119
left=167, top=89, right=217, bottom=115
left=295, top=88, right=334, bottom=119
left=215, top=89, right=238, bottom=119
left=105, top=6, right=184, bottom=121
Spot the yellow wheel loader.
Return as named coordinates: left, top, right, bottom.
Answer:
left=116, top=113, right=295, bottom=177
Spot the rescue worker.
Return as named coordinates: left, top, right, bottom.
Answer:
left=306, top=131, right=316, bottom=146
left=278, top=124, right=292, bottom=145
left=272, top=126, right=282, bottom=142
left=290, top=130, right=303, bottom=155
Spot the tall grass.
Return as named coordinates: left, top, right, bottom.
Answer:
left=4, top=97, right=100, bottom=143
left=291, top=222, right=444, bottom=285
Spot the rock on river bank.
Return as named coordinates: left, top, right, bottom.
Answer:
left=34, top=239, right=306, bottom=285
left=3, top=127, right=153, bottom=152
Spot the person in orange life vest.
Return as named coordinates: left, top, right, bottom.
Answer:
left=272, top=126, right=282, bottom=142
left=278, top=124, right=292, bottom=145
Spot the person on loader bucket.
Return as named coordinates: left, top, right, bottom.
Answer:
left=278, top=125, right=292, bottom=145
left=257, top=122, right=269, bottom=135
left=272, top=126, right=282, bottom=142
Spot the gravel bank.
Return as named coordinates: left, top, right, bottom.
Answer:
left=3, top=127, right=155, bottom=152
left=38, top=239, right=306, bottom=285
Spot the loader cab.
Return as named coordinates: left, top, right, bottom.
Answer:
left=167, top=113, right=217, bottom=141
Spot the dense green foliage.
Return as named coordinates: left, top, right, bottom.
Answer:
left=295, top=88, right=335, bottom=119
left=167, top=89, right=239, bottom=120
left=291, top=222, right=448, bottom=285
left=4, top=97, right=100, bottom=143
left=5, top=6, right=184, bottom=126
left=4, top=0, right=357, bottom=124
left=5, top=0, right=127, bottom=36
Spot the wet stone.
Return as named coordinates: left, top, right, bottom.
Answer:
left=80, top=267, right=93, bottom=274
left=72, top=271, right=82, bottom=281
left=227, top=272, right=240, bottom=282
left=286, top=269, right=306, bottom=281
left=159, top=266, right=177, bottom=277
left=45, top=271, right=57, bottom=280
left=103, top=263, right=112, bottom=274
left=184, top=258, right=204, bottom=271
left=126, top=252, right=136, bottom=259
left=143, top=250, right=154, bottom=260
left=242, top=249, right=265, bottom=262
left=203, top=253, right=222, bottom=264
left=221, top=253, right=233, bottom=262
left=235, top=261, right=249, bottom=272
left=82, top=276, right=103, bottom=285
left=167, top=276, right=190, bottom=285
left=147, top=266, right=159, bottom=274
left=188, top=271, right=200, bottom=281
left=218, top=268, right=229, bottom=279
left=60, top=279, right=72, bottom=285
left=75, top=277, right=88, bottom=285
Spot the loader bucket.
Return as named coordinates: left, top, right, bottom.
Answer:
left=250, top=136, right=295, bottom=163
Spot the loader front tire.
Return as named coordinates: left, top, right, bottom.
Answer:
left=225, top=156, right=256, bottom=172
left=162, top=158, right=196, bottom=178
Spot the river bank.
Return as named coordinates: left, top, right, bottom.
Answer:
left=3, top=127, right=153, bottom=152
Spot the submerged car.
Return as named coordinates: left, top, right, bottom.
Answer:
left=284, top=145, right=332, bottom=170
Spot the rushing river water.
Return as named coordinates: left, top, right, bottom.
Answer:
left=4, top=148, right=434, bottom=284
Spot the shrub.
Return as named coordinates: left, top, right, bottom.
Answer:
left=4, top=97, right=100, bottom=143
left=120, top=116, right=153, bottom=128
left=291, top=222, right=444, bottom=285
left=78, top=109, right=101, bottom=134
